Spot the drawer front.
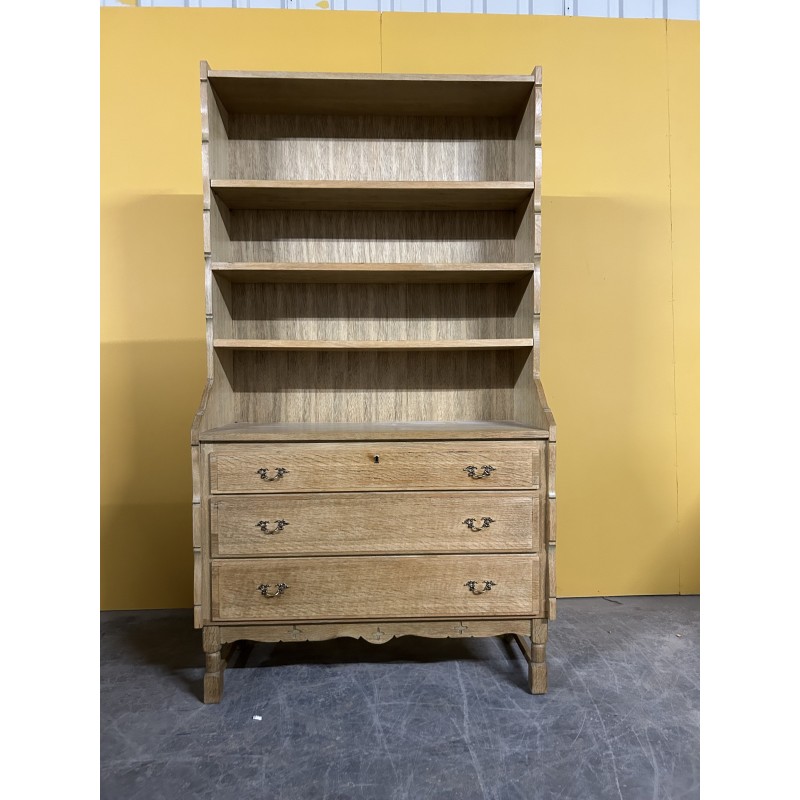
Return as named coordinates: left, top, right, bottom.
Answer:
left=212, top=555, right=539, bottom=621
left=208, top=442, right=541, bottom=494
left=212, top=491, right=537, bottom=556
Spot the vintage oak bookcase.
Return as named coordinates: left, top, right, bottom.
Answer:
left=191, top=65, right=557, bottom=703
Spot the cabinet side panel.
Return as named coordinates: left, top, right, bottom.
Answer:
left=546, top=440, right=557, bottom=620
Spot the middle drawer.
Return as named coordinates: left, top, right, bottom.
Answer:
left=211, top=491, right=538, bottom=556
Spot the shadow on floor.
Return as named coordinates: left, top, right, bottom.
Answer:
left=105, top=609, right=529, bottom=701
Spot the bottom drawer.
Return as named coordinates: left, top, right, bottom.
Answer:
left=212, top=555, right=539, bottom=621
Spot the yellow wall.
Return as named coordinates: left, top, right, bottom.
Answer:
left=100, top=8, right=699, bottom=609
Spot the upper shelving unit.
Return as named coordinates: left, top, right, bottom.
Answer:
left=207, top=71, right=536, bottom=117
left=195, top=65, right=547, bottom=441
left=210, top=180, right=534, bottom=211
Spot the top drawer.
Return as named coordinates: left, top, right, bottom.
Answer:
left=208, top=441, right=542, bottom=494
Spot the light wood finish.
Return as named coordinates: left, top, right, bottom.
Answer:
left=208, top=441, right=543, bottom=494
left=227, top=114, right=518, bottom=182
left=212, top=555, right=540, bottom=621
left=531, top=378, right=557, bottom=441
left=545, top=439, right=557, bottom=619
left=510, top=619, right=548, bottom=694
left=213, top=262, right=534, bottom=283
left=547, top=543, right=557, bottom=602
left=200, top=421, right=548, bottom=442
left=211, top=491, right=538, bottom=556
left=202, top=626, right=224, bottom=704
left=218, top=619, right=533, bottom=645
left=226, top=278, right=532, bottom=342
left=194, top=66, right=556, bottom=700
left=227, top=208, right=516, bottom=263
left=530, top=618, right=548, bottom=694
left=211, top=180, right=534, bottom=211
left=208, top=71, right=536, bottom=117
left=232, top=350, right=526, bottom=426
left=546, top=498, right=557, bottom=542
left=214, top=339, right=533, bottom=352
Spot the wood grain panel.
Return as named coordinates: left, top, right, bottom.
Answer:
left=217, top=619, right=534, bottom=644
left=211, top=554, right=539, bottom=621
left=208, top=441, right=542, bottom=493
left=231, top=350, right=524, bottom=425
left=547, top=542, right=557, bottom=604
left=229, top=208, right=516, bottom=263
left=211, top=491, right=538, bottom=556
left=513, top=84, right=536, bottom=182
left=228, top=114, right=515, bottom=182
left=229, top=280, right=526, bottom=342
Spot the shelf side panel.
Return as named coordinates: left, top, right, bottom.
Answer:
left=513, top=85, right=536, bottom=183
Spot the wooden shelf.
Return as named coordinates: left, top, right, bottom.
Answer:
left=210, top=180, right=534, bottom=211
left=208, top=70, right=536, bottom=117
left=199, top=420, right=549, bottom=443
left=213, top=339, right=533, bottom=352
left=212, top=262, right=535, bottom=284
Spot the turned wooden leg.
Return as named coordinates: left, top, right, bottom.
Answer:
left=202, top=626, right=224, bottom=704
left=529, top=619, right=548, bottom=694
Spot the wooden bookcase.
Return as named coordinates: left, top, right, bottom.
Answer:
left=192, top=66, right=557, bottom=702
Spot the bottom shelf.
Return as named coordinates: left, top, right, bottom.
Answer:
left=199, top=420, right=548, bottom=442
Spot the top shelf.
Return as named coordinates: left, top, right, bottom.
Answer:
left=207, top=70, right=536, bottom=117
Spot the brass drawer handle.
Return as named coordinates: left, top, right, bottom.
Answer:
left=255, top=519, right=289, bottom=534
left=463, top=517, right=495, bottom=532
left=258, top=582, right=288, bottom=598
left=256, top=467, right=289, bottom=481
left=465, top=580, right=497, bottom=595
left=464, top=465, right=496, bottom=479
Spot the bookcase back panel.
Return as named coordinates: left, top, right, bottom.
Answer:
left=229, top=209, right=515, bottom=263
left=228, top=282, right=525, bottom=341
left=225, top=114, right=516, bottom=182
left=231, top=350, right=522, bottom=424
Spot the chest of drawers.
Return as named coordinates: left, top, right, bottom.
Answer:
left=191, top=65, right=557, bottom=702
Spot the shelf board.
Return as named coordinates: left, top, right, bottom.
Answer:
left=200, top=420, right=548, bottom=443
left=214, top=339, right=532, bottom=352
left=212, top=262, right=534, bottom=284
left=207, top=71, right=536, bottom=117
left=210, top=180, right=534, bottom=211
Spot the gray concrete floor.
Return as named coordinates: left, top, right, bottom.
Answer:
left=101, top=596, right=699, bottom=799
